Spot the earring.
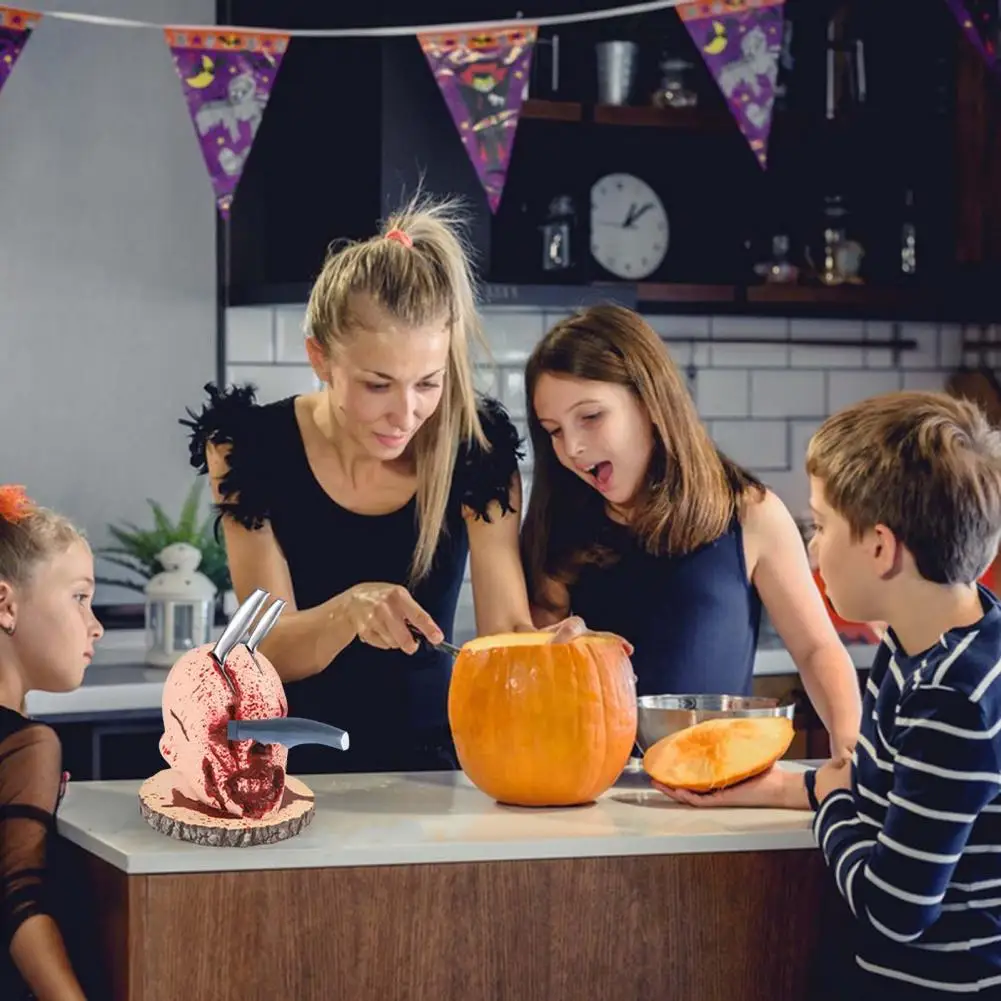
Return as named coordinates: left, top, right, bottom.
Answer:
left=0, top=622, right=13, bottom=636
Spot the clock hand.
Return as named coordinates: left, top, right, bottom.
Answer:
left=628, top=202, right=655, bottom=226
left=622, top=202, right=638, bottom=227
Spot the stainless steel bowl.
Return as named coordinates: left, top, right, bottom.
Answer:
left=636, top=694, right=796, bottom=752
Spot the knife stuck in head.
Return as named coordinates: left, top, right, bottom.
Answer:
left=227, top=717, right=350, bottom=750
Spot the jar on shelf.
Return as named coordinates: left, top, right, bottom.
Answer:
left=652, top=57, right=698, bottom=109
left=144, top=542, right=217, bottom=667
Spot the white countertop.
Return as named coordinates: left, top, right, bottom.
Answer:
left=25, top=629, right=879, bottom=719
left=56, top=762, right=818, bottom=875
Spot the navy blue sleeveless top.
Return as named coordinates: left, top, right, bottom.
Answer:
left=182, top=385, right=522, bottom=775
left=567, top=516, right=761, bottom=697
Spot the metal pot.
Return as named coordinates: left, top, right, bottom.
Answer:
left=636, top=694, right=795, bottom=752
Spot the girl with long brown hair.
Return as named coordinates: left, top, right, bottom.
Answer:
left=521, top=304, right=861, bottom=762
left=184, top=194, right=583, bottom=776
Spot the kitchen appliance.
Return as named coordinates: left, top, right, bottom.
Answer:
left=651, top=57, right=698, bottom=109
left=636, top=694, right=795, bottom=752
left=529, top=32, right=561, bottom=99
left=754, top=234, right=799, bottom=284
left=596, top=41, right=638, bottom=105
left=825, top=8, right=866, bottom=120
left=806, top=194, right=864, bottom=285
left=540, top=194, right=576, bottom=273
left=144, top=542, right=217, bottom=667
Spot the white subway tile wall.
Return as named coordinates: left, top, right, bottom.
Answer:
left=225, top=305, right=965, bottom=640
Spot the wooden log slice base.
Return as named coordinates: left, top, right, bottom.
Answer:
left=138, top=770, right=315, bottom=848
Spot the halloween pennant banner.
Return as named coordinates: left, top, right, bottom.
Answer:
left=944, top=0, right=998, bottom=71
left=0, top=7, right=40, bottom=102
left=418, top=25, right=537, bottom=213
left=677, top=0, right=784, bottom=169
left=164, top=26, right=289, bottom=218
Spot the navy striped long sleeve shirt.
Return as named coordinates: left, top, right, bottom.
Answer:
left=812, top=585, right=1001, bottom=994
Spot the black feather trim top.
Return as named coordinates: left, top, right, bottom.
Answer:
left=180, top=384, right=524, bottom=529
left=179, top=382, right=272, bottom=531
left=456, top=395, right=525, bottom=522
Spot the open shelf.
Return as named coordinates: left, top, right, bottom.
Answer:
left=521, top=98, right=729, bottom=132
left=634, top=283, right=736, bottom=304
left=744, top=284, right=921, bottom=307
left=592, top=103, right=731, bottom=131
left=229, top=278, right=993, bottom=323
left=520, top=98, right=582, bottom=122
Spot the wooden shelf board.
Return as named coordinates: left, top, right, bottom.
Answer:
left=521, top=98, right=582, bottom=122
left=520, top=98, right=728, bottom=131
left=636, top=283, right=736, bottom=303
left=745, top=284, right=920, bottom=306
left=593, top=103, right=730, bottom=131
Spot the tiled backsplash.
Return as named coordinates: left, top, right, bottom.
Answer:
left=226, top=304, right=970, bottom=641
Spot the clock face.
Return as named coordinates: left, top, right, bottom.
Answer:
left=590, top=173, right=669, bottom=280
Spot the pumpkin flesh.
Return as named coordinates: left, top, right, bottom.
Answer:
left=642, top=716, right=794, bottom=792
left=448, top=632, right=637, bottom=807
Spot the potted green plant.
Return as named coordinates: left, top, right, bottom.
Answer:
left=96, top=481, right=232, bottom=612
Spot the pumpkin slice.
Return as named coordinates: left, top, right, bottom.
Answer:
left=642, top=716, right=794, bottom=792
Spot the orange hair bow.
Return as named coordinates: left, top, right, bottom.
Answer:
left=0, top=485, right=33, bottom=524
left=385, top=228, right=414, bottom=248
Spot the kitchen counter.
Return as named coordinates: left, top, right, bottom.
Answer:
left=59, top=764, right=843, bottom=1001
left=26, top=628, right=879, bottom=720
left=57, top=763, right=818, bottom=875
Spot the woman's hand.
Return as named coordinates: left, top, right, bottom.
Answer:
left=346, top=583, right=443, bottom=655
left=541, top=615, right=634, bottom=655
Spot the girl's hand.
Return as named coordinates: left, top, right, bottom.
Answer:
left=542, top=616, right=634, bottom=656
left=347, top=583, right=443, bottom=654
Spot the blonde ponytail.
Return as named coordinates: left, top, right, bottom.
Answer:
left=304, top=192, right=490, bottom=582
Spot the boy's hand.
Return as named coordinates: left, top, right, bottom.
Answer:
left=814, top=757, right=853, bottom=802
left=829, top=728, right=858, bottom=766
left=652, top=764, right=810, bottom=811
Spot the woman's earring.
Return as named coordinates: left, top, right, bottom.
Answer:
left=0, top=622, right=14, bottom=636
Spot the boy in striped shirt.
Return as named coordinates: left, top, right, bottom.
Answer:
left=657, top=391, right=1001, bottom=997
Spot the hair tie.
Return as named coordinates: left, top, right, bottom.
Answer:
left=0, top=485, right=33, bottom=524
left=385, top=228, right=414, bottom=249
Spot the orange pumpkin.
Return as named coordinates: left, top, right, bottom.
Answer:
left=447, top=632, right=637, bottom=807
left=642, top=716, right=794, bottom=792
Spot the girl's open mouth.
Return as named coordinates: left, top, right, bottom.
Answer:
left=585, top=461, right=613, bottom=490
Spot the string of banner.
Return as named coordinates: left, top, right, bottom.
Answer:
left=0, top=1, right=994, bottom=217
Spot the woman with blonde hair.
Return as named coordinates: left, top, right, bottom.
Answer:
left=183, top=196, right=576, bottom=775
left=521, top=304, right=862, bottom=762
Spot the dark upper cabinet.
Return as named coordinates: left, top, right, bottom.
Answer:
left=226, top=34, right=384, bottom=301
left=224, top=0, right=1001, bottom=321
left=224, top=0, right=605, bottom=303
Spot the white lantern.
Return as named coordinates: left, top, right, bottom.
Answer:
left=144, top=542, right=218, bottom=667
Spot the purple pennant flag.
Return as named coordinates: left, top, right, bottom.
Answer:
left=164, top=27, right=289, bottom=218
left=0, top=7, right=41, bottom=100
left=418, top=26, right=537, bottom=213
left=678, top=0, right=784, bottom=169
left=944, top=0, right=998, bottom=70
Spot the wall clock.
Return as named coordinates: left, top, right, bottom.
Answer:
left=589, top=173, right=669, bottom=280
